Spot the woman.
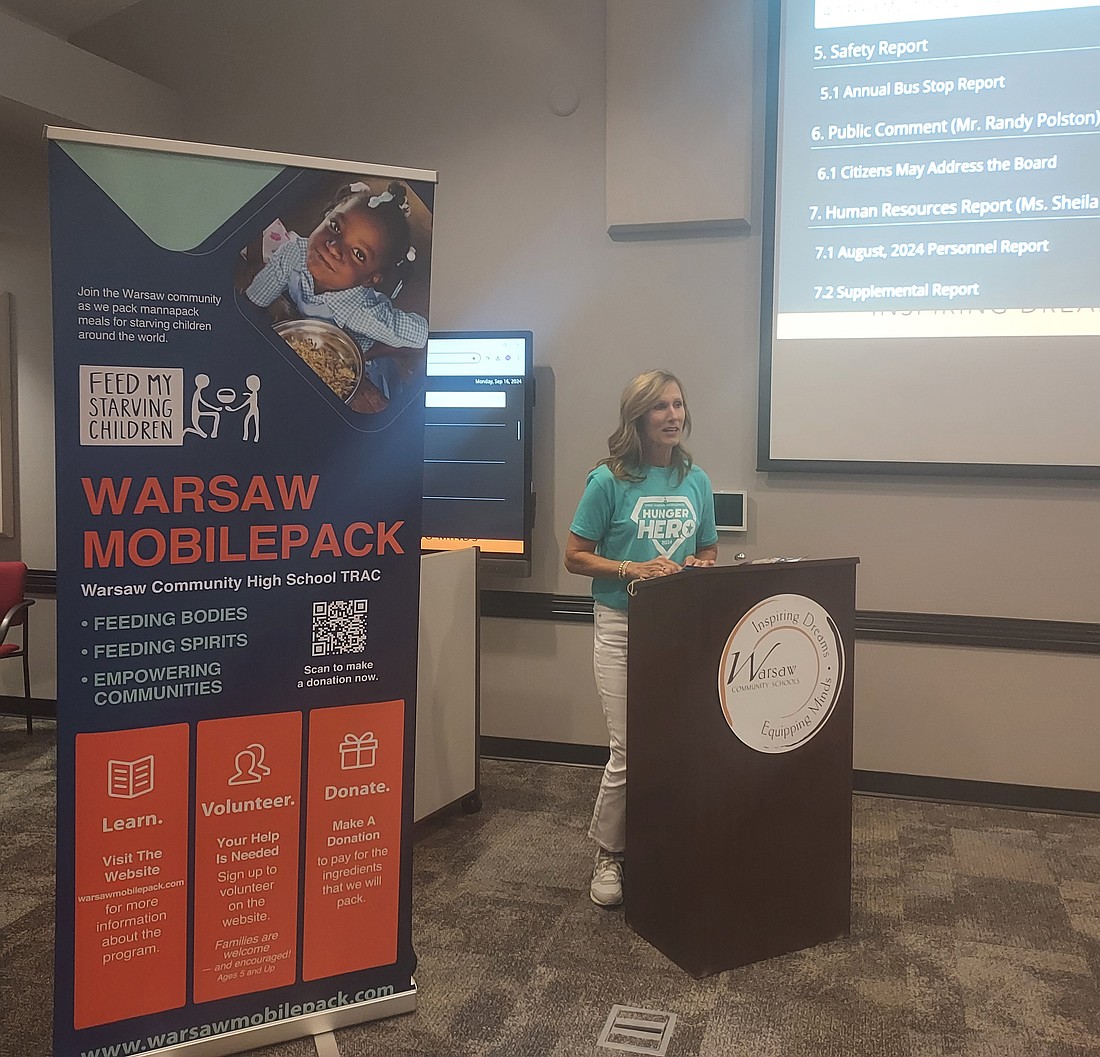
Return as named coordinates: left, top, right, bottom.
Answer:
left=564, top=370, right=718, bottom=907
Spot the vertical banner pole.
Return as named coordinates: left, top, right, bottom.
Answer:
left=48, top=128, right=436, bottom=1056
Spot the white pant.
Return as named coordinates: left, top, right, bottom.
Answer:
left=589, top=603, right=628, bottom=853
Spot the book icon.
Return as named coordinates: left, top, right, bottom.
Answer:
left=108, top=755, right=155, bottom=799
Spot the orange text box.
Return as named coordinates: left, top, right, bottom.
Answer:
left=193, top=712, right=302, bottom=1003
left=302, top=700, right=405, bottom=981
left=73, top=724, right=189, bottom=1028
left=422, top=536, right=523, bottom=554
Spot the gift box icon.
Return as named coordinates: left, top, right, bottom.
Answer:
left=340, top=732, right=378, bottom=770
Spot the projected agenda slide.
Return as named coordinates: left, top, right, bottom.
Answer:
left=776, top=0, right=1100, bottom=341
left=764, top=1, right=1100, bottom=473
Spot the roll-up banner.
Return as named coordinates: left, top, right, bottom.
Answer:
left=47, top=128, right=436, bottom=1056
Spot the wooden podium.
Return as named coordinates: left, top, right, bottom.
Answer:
left=625, top=558, right=858, bottom=977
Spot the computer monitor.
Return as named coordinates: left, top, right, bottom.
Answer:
left=422, top=331, right=534, bottom=575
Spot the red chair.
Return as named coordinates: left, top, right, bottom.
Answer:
left=0, top=562, right=35, bottom=734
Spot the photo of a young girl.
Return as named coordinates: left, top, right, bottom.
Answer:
left=237, top=175, right=433, bottom=416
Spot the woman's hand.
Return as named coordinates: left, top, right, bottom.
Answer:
left=626, top=556, right=682, bottom=580
left=564, top=534, right=682, bottom=580
left=684, top=545, right=718, bottom=569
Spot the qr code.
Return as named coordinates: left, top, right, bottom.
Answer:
left=312, top=599, right=368, bottom=656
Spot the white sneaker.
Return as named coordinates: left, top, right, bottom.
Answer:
left=590, top=851, right=624, bottom=907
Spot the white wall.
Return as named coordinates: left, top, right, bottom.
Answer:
left=3, top=0, right=1094, bottom=789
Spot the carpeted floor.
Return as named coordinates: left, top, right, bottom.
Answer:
left=2, top=717, right=1099, bottom=1056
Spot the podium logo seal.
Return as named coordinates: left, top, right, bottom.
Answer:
left=717, top=593, right=844, bottom=753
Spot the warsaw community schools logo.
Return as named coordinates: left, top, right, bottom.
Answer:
left=717, top=593, right=844, bottom=753
left=630, top=496, right=697, bottom=558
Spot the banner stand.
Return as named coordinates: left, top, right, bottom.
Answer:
left=48, top=127, right=435, bottom=1057
left=156, top=985, right=416, bottom=1057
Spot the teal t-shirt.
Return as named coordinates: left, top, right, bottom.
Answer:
left=569, top=463, right=718, bottom=610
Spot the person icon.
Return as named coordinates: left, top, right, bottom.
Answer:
left=245, top=743, right=271, bottom=776
left=230, top=375, right=261, bottom=442
left=228, top=744, right=270, bottom=786
left=183, top=374, right=222, bottom=439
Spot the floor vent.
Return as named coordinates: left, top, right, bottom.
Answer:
left=597, top=1005, right=678, bottom=1055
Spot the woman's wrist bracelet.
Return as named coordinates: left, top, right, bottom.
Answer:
left=617, top=559, right=630, bottom=580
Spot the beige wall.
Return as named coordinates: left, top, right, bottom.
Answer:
left=1, top=0, right=1096, bottom=788
left=0, top=145, right=57, bottom=697
left=0, top=145, right=53, bottom=568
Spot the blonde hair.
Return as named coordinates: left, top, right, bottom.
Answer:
left=600, top=370, right=693, bottom=483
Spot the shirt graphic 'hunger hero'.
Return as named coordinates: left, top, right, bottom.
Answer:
left=569, top=464, right=719, bottom=610
left=630, top=495, right=698, bottom=558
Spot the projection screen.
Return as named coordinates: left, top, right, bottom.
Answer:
left=759, top=0, right=1100, bottom=477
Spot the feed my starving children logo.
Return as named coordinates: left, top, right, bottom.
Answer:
left=80, top=366, right=262, bottom=446
left=717, top=593, right=844, bottom=753
left=630, top=495, right=697, bottom=558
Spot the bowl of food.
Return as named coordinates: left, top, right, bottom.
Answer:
left=274, top=319, right=362, bottom=402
